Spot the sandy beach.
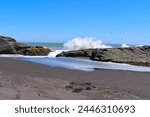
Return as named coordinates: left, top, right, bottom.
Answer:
left=0, top=58, right=150, bottom=100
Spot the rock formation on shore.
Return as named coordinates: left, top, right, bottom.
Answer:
left=57, top=49, right=93, bottom=57
left=0, top=36, right=16, bottom=54
left=56, top=46, right=150, bottom=66
left=0, top=36, right=51, bottom=56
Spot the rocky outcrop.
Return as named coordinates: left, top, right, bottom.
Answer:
left=56, top=46, right=150, bottom=66
left=91, top=46, right=150, bottom=66
left=0, top=36, right=16, bottom=43
left=0, top=36, right=52, bottom=56
left=14, top=42, right=31, bottom=51
left=0, top=36, right=16, bottom=54
left=17, top=47, right=51, bottom=56
left=56, top=49, right=93, bottom=57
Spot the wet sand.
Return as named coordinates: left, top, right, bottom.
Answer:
left=0, top=58, right=150, bottom=100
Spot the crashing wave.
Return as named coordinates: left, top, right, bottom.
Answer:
left=48, top=50, right=68, bottom=57
left=63, top=37, right=112, bottom=50
left=121, top=43, right=129, bottom=48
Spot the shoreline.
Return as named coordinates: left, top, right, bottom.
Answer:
left=0, top=57, right=150, bottom=99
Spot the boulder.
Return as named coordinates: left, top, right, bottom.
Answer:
left=0, top=36, right=16, bottom=54
left=35, top=46, right=43, bottom=48
left=90, top=46, right=150, bottom=66
left=0, top=36, right=16, bottom=43
left=17, top=47, right=51, bottom=56
left=0, top=35, right=52, bottom=56
left=14, top=42, right=31, bottom=51
left=56, top=49, right=93, bottom=57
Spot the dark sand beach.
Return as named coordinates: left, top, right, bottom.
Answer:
left=0, top=58, right=150, bottom=100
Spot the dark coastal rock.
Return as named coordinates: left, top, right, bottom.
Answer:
left=0, top=36, right=16, bottom=43
left=57, top=46, right=150, bottom=66
left=35, top=46, right=43, bottom=48
left=90, top=46, right=150, bottom=66
left=16, top=47, right=51, bottom=56
left=0, top=35, right=52, bottom=56
left=14, top=42, right=31, bottom=51
left=14, top=43, right=51, bottom=56
left=0, top=36, right=16, bottom=54
left=56, top=49, right=93, bottom=57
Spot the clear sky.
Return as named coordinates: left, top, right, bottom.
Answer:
left=0, top=0, right=150, bottom=44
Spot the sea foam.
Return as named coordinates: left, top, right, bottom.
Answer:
left=48, top=50, right=68, bottom=57
left=63, top=37, right=112, bottom=50
left=48, top=37, right=112, bottom=57
left=121, top=43, right=129, bottom=48
left=21, top=57, right=150, bottom=72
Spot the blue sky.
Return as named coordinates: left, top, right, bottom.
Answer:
left=0, top=0, right=150, bottom=44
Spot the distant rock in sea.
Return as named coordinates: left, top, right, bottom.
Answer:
left=56, top=46, right=150, bottom=66
left=0, top=36, right=52, bottom=56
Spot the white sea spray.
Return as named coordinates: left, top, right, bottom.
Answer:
left=121, top=43, right=129, bottom=48
left=63, top=37, right=112, bottom=50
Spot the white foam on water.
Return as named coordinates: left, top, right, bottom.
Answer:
left=136, top=45, right=144, bottom=47
left=64, top=57, right=150, bottom=72
left=93, top=61, right=150, bottom=72
left=121, top=43, right=129, bottom=48
left=63, top=37, right=112, bottom=50
left=48, top=50, right=68, bottom=58
left=1, top=54, right=150, bottom=72
left=21, top=57, right=150, bottom=72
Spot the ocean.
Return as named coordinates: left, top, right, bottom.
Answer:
left=0, top=38, right=149, bottom=72
left=25, top=42, right=134, bottom=50
left=25, top=42, right=64, bottom=50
